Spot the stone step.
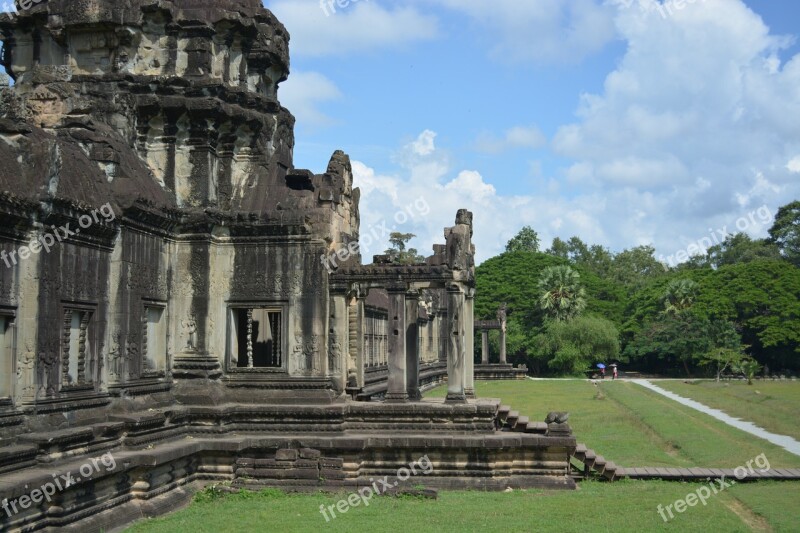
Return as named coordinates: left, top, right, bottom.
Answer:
left=506, top=411, right=520, bottom=427
left=524, top=422, right=548, bottom=434
left=575, top=443, right=588, bottom=455
left=584, top=450, right=596, bottom=461
left=497, top=405, right=511, bottom=419
left=593, top=456, right=606, bottom=474
left=514, top=416, right=530, bottom=431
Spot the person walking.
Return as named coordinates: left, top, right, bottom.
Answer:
left=612, top=365, right=618, bottom=380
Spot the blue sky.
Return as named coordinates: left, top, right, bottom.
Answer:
left=269, top=0, right=800, bottom=264
left=3, top=1, right=798, bottom=265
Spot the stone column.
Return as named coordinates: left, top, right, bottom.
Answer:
left=406, top=289, right=421, bottom=401
left=347, top=288, right=367, bottom=388
left=499, top=325, right=507, bottom=365
left=498, top=304, right=508, bottom=365
left=329, top=285, right=349, bottom=393
left=464, top=288, right=475, bottom=399
left=481, top=331, right=489, bottom=364
left=385, top=284, right=408, bottom=402
left=446, top=283, right=466, bottom=403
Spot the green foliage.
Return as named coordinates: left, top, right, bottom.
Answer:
left=609, top=245, right=668, bottom=292
left=705, top=233, right=781, bottom=268
left=505, top=226, right=540, bottom=253
left=660, top=278, right=698, bottom=315
left=698, top=320, right=748, bottom=381
left=624, top=312, right=712, bottom=376
left=769, top=200, right=800, bottom=266
left=740, top=359, right=763, bottom=385
left=537, top=265, right=587, bottom=322
left=474, top=251, right=627, bottom=372
left=533, top=316, right=620, bottom=375
left=384, top=232, right=424, bottom=265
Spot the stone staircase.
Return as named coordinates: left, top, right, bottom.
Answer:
left=571, top=443, right=624, bottom=481
left=496, top=404, right=549, bottom=435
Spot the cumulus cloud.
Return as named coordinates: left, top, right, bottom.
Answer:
left=278, top=70, right=342, bottom=128
left=352, top=130, right=608, bottom=263
left=267, top=0, right=438, bottom=57
left=548, top=0, right=800, bottom=257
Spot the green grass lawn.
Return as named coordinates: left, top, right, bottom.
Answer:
left=126, top=481, right=800, bottom=533
left=428, top=380, right=800, bottom=468
left=125, top=380, right=800, bottom=532
left=654, top=380, right=800, bottom=441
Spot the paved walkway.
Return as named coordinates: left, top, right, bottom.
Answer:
left=618, top=466, right=800, bottom=480
left=631, top=379, right=800, bottom=457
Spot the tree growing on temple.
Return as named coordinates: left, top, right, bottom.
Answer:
left=384, top=232, right=425, bottom=265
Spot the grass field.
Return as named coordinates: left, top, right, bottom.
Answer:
left=427, top=380, right=800, bottom=468
left=126, top=481, right=800, bottom=533
left=654, top=380, right=800, bottom=441
left=126, top=380, right=800, bottom=532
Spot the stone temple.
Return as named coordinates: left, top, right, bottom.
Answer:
left=0, top=1, right=574, bottom=530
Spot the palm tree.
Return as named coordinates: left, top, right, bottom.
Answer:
left=537, top=266, right=587, bottom=322
left=661, top=279, right=699, bottom=315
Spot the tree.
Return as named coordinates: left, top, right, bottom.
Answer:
left=546, top=237, right=569, bottom=259
left=740, top=359, right=762, bottom=385
left=506, top=226, right=540, bottom=253
left=705, top=233, right=781, bottom=268
left=624, top=312, right=711, bottom=377
left=384, top=232, right=424, bottom=265
left=533, top=316, right=620, bottom=375
left=611, top=245, right=668, bottom=292
left=769, top=201, right=800, bottom=266
left=538, top=266, right=587, bottom=322
left=566, top=236, right=590, bottom=263
left=661, top=279, right=699, bottom=316
left=698, top=320, right=747, bottom=381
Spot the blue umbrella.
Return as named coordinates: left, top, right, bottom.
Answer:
left=596, top=363, right=606, bottom=369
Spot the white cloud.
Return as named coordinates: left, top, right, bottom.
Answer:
left=278, top=70, right=342, bottom=128
left=546, top=0, right=800, bottom=258
left=267, top=0, right=438, bottom=57
left=411, top=130, right=437, bottom=156
left=432, top=0, right=617, bottom=64
left=474, top=125, right=547, bottom=154
left=352, top=130, right=614, bottom=263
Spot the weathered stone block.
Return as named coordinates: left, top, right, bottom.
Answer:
left=275, top=449, right=298, bottom=461
left=299, top=448, right=321, bottom=460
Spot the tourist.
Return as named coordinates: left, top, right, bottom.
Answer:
left=612, top=365, right=618, bottom=380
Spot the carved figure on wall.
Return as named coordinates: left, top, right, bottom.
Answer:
left=183, top=313, right=197, bottom=352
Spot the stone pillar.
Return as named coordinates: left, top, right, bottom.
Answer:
left=499, top=325, right=507, bottom=365
left=481, top=331, right=489, bottom=364
left=329, top=285, right=349, bottom=393
left=348, top=289, right=367, bottom=388
left=446, top=284, right=466, bottom=403
left=406, top=289, right=421, bottom=401
left=464, top=288, right=475, bottom=399
left=498, top=304, right=508, bottom=365
left=385, top=284, right=408, bottom=402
